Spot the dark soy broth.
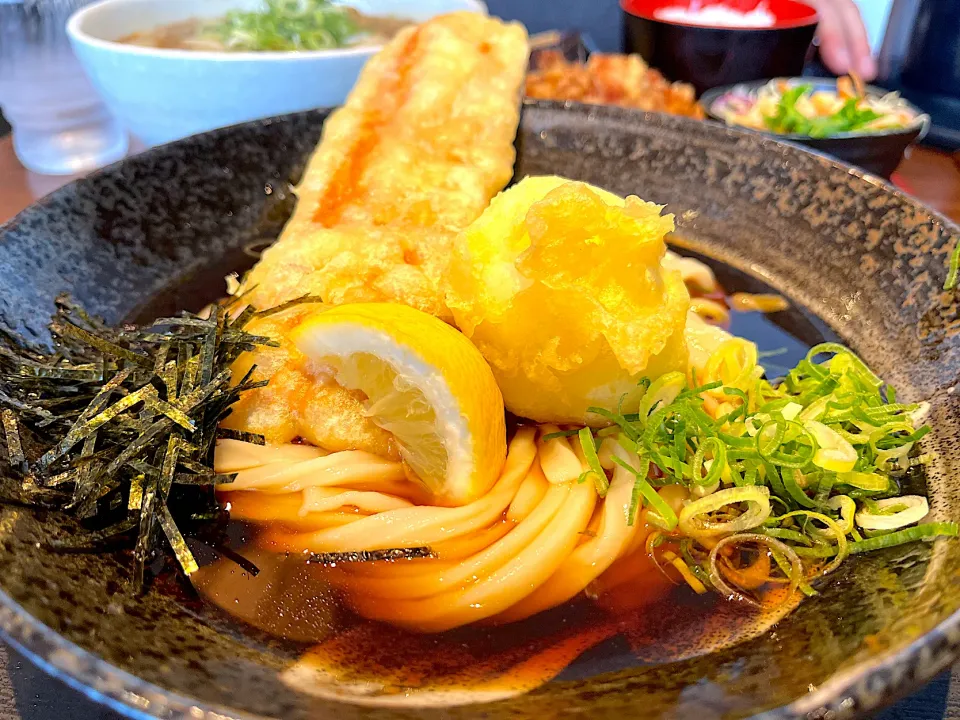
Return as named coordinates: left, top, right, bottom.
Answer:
left=132, top=246, right=840, bottom=704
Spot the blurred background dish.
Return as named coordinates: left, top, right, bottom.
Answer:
left=525, top=27, right=931, bottom=180
left=621, top=0, right=817, bottom=95
left=526, top=47, right=704, bottom=119
left=701, top=76, right=929, bottom=178
left=707, top=75, right=923, bottom=136
left=66, top=0, right=485, bottom=147
left=878, top=0, right=960, bottom=151
left=116, top=0, right=411, bottom=51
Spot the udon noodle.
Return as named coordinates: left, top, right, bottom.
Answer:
left=213, top=315, right=749, bottom=633
left=218, top=429, right=658, bottom=631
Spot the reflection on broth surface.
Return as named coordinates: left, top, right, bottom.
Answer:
left=193, top=534, right=800, bottom=705
left=184, top=250, right=825, bottom=706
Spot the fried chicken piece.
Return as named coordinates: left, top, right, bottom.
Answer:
left=526, top=51, right=704, bottom=119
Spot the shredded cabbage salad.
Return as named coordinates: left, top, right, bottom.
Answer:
left=713, top=76, right=921, bottom=138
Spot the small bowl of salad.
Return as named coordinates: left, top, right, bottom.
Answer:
left=701, top=76, right=931, bottom=178
left=68, top=0, right=486, bottom=147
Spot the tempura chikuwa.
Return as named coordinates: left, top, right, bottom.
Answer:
left=222, top=13, right=529, bottom=449
left=242, top=12, right=529, bottom=318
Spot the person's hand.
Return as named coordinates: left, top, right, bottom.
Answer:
left=810, top=0, right=876, bottom=80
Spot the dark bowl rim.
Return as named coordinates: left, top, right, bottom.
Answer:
left=619, top=0, right=819, bottom=31
left=1, top=101, right=960, bottom=720
left=699, top=78, right=933, bottom=142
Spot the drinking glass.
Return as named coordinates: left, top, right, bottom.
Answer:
left=0, top=0, right=127, bottom=175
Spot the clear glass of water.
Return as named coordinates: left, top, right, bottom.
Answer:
left=0, top=0, right=127, bottom=175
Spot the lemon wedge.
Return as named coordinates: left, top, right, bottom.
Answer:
left=291, top=303, right=507, bottom=506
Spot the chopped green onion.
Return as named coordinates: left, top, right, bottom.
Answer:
left=206, top=0, right=361, bottom=52
left=541, top=428, right=580, bottom=441
left=946, top=242, right=960, bottom=290
left=580, top=336, right=950, bottom=606
left=782, top=468, right=818, bottom=508
left=807, top=343, right=882, bottom=388
left=625, top=456, right=653, bottom=526
left=756, top=419, right=786, bottom=458
left=637, top=372, right=686, bottom=420
left=692, top=437, right=725, bottom=486
left=578, top=428, right=609, bottom=497
left=838, top=471, right=889, bottom=492
left=611, top=454, right=677, bottom=530
left=777, top=509, right=849, bottom=575
left=678, top=486, right=771, bottom=537
left=805, top=420, right=857, bottom=472
left=759, top=527, right=813, bottom=545
left=587, top=406, right=640, bottom=442
left=855, top=495, right=928, bottom=530
left=827, top=495, right=856, bottom=535
left=849, top=522, right=958, bottom=553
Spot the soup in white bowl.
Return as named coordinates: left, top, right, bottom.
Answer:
left=67, top=0, right=485, bottom=146
left=119, top=0, right=412, bottom=52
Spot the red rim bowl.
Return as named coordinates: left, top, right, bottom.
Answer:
left=622, top=0, right=818, bottom=30
left=621, top=0, right=819, bottom=95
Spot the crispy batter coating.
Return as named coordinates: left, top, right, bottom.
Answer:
left=221, top=307, right=399, bottom=457
left=225, top=14, right=529, bottom=453
left=526, top=51, right=704, bottom=119
left=445, top=176, right=690, bottom=423
left=242, top=12, right=530, bottom=320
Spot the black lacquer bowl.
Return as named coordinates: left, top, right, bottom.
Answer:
left=1, top=100, right=960, bottom=719
left=620, top=0, right=818, bottom=96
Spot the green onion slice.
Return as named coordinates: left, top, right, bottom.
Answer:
left=837, top=471, right=889, bottom=492
left=776, top=510, right=848, bottom=576
left=637, top=372, right=686, bottom=421
left=611, top=452, right=677, bottom=530
left=578, top=427, right=610, bottom=497
left=692, top=437, right=726, bottom=486
left=678, top=486, right=771, bottom=538
left=707, top=532, right=802, bottom=607
left=805, top=420, right=857, bottom=473
left=849, top=522, right=958, bottom=553
left=855, top=495, right=928, bottom=531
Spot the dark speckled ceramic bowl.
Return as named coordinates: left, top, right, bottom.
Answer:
left=1, top=100, right=960, bottom=719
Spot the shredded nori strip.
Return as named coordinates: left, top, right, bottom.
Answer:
left=211, top=544, right=260, bottom=576
left=157, top=504, right=198, bottom=575
left=53, top=321, right=152, bottom=368
left=48, top=516, right=139, bottom=551
left=251, top=293, right=324, bottom=320
left=176, top=457, right=213, bottom=475
left=173, top=472, right=236, bottom=486
left=305, top=547, right=435, bottom=565
left=217, top=427, right=266, bottom=445
left=128, top=473, right=145, bottom=510
left=2, top=410, right=24, bottom=469
left=0, top=293, right=274, bottom=593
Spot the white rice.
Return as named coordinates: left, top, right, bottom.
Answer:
left=654, top=2, right=777, bottom=28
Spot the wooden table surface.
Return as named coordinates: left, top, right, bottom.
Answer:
left=0, top=138, right=36, bottom=224
left=1, top=135, right=960, bottom=720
